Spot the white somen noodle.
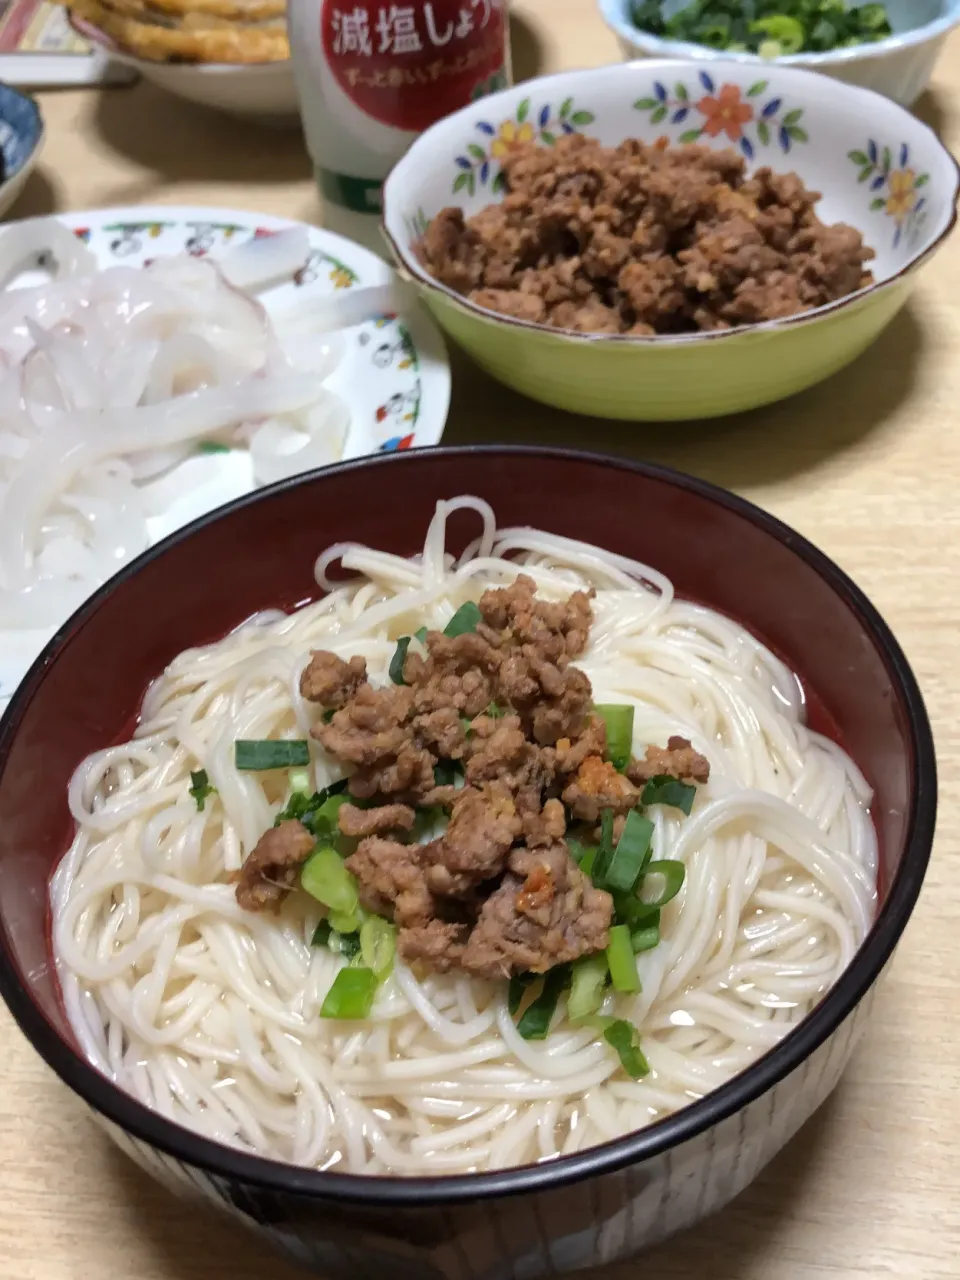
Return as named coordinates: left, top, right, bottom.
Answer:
left=50, top=497, right=878, bottom=1174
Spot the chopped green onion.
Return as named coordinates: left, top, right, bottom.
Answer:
left=615, top=896, right=660, bottom=929
left=485, top=702, right=506, bottom=719
left=631, top=923, right=661, bottom=953
left=601, top=808, right=615, bottom=848
left=288, top=769, right=311, bottom=795
left=597, top=809, right=654, bottom=894
left=300, top=847, right=359, bottom=915
left=389, top=636, right=413, bottom=685
left=235, top=739, right=310, bottom=771
left=749, top=14, right=804, bottom=54
left=606, top=924, right=641, bottom=994
left=594, top=704, right=635, bottom=772
left=329, top=907, right=364, bottom=934
left=412, top=805, right=447, bottom=841
left=389, top=626, right=429, bottom=685
left=699, top=18, right=732, bottom=48
left=322, top=708, right=335, bottom=724
left=641, top=775, right=697, bottom=816
left=444, top=601, right=482, bottom=638
left=859, top=3, right=890, bottom=32
left=567, top=953, right=608, bottom=1021
left=590, top=809, right=616, bottom=885
left=638, top=860, right=686, bottom=909
left=316, top=792, right=352, bottom=832
left=433, top=759, right=463, bottom=788
left=508, top=971, right=536, bottom=1015
left=276, top=781, right=349, bottom=834
left=629, top=0, right=892, bottom=54
left=515, top=965, right=570, bottom=1039
left=613, top=892, right=660, bottom=929
left=311, top=921, right=361, bottom=957
left=808, top=17, right=837, bottom=50
left=320, top=966, right=378, bottom=1019
left=579, top=844, right=599, bottom=878
left=276, top=791, right=314, bottom=825
left=188, top=769, right=215, bottom=812
left=603, top=1019, right=650, bottom=1079
left=360, top=916, right=397, bottom=979
left=566, top=836, right=589, bottom=865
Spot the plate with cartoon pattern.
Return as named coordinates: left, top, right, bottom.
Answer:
left=0, top=205, right=450, bottom=711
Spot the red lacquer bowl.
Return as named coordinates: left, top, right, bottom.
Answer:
left=0, top=447, right=936, bottom=1279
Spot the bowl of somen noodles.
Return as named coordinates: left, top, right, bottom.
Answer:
left=0, top=446, right=935, bottom=1278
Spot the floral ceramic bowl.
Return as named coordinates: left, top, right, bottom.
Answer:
left=599, top=0, right=960, bottom=108
left=382, top=60, right=960, bottom=421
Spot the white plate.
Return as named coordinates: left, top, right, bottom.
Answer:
left=0, top=205, right=451, bottom=712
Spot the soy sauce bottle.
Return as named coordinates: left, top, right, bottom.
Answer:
left=290, top=0, right=511, bottom=237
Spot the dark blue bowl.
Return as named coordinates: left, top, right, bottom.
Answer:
left=0, top=82, right=43, bottom=209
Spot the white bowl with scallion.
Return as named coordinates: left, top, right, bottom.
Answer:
left=598, top=0, right=960, bottom=105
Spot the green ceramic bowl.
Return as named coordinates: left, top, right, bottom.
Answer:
left=382, top=60, right=959, bottom=421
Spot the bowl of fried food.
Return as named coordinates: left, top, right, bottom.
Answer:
left=599, top=1, right=960, bottom=107
left=65, top=0, right=297, bottom=120
left=382, top=59, right=959, bottom=420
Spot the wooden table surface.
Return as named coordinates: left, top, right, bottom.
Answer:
left=3, top=3, right=960, bottom=1277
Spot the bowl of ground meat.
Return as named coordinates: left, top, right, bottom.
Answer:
left=382, top=60, right=959, bottom=420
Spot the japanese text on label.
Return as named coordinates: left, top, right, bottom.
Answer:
left=331, top=1, right=501, bottom=57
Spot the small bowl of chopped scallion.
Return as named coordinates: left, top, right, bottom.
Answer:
left=598, top=0, right=960, bottom=105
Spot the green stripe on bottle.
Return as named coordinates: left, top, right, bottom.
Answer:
left=317, top=168, right=384, bottom=214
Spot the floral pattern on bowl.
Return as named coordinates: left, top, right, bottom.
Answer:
left=634, top=72, right=807, bottom=159
left=452, top=95, right=596, bottom=195
left=849, top=141, right=931, bottom=248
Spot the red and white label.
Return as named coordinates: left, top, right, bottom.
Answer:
left=321, top=1, right=506, bottom=132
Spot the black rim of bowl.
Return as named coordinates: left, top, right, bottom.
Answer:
left=0, top=445, right=937, bottom=1205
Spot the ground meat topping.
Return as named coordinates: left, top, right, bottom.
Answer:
left=464, top=712, right=553, bottom=794
left=299, top=651, right=367, bottom=709
left=337, top=802, right=416, bottom=838
left=459, top=844, right=613, bottom=979
left=345, top=836, right=434, bottom=926
left=478, top=574, right=593, bottom=663
left=415, top=135, right=874, bottom=335
left=626, top=735, right=711, bottom=785
left=240, top=579, right=710, bottom=980
left=406, top=630, right=500, bottom=720
left=413, top=706, right=469, bottom=761
left=426, top=784, right=522, bottom=890
left=554, top=714, right=607, bottom=776
left=397, top=920, right=468, bottom=972
left=313, top=682, right=414, bottom=766
left=523, top=797, right=566, bottom=848
left=562, top=755, right=640, bottom=822
left=235, top=820, right=315, bottom=912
